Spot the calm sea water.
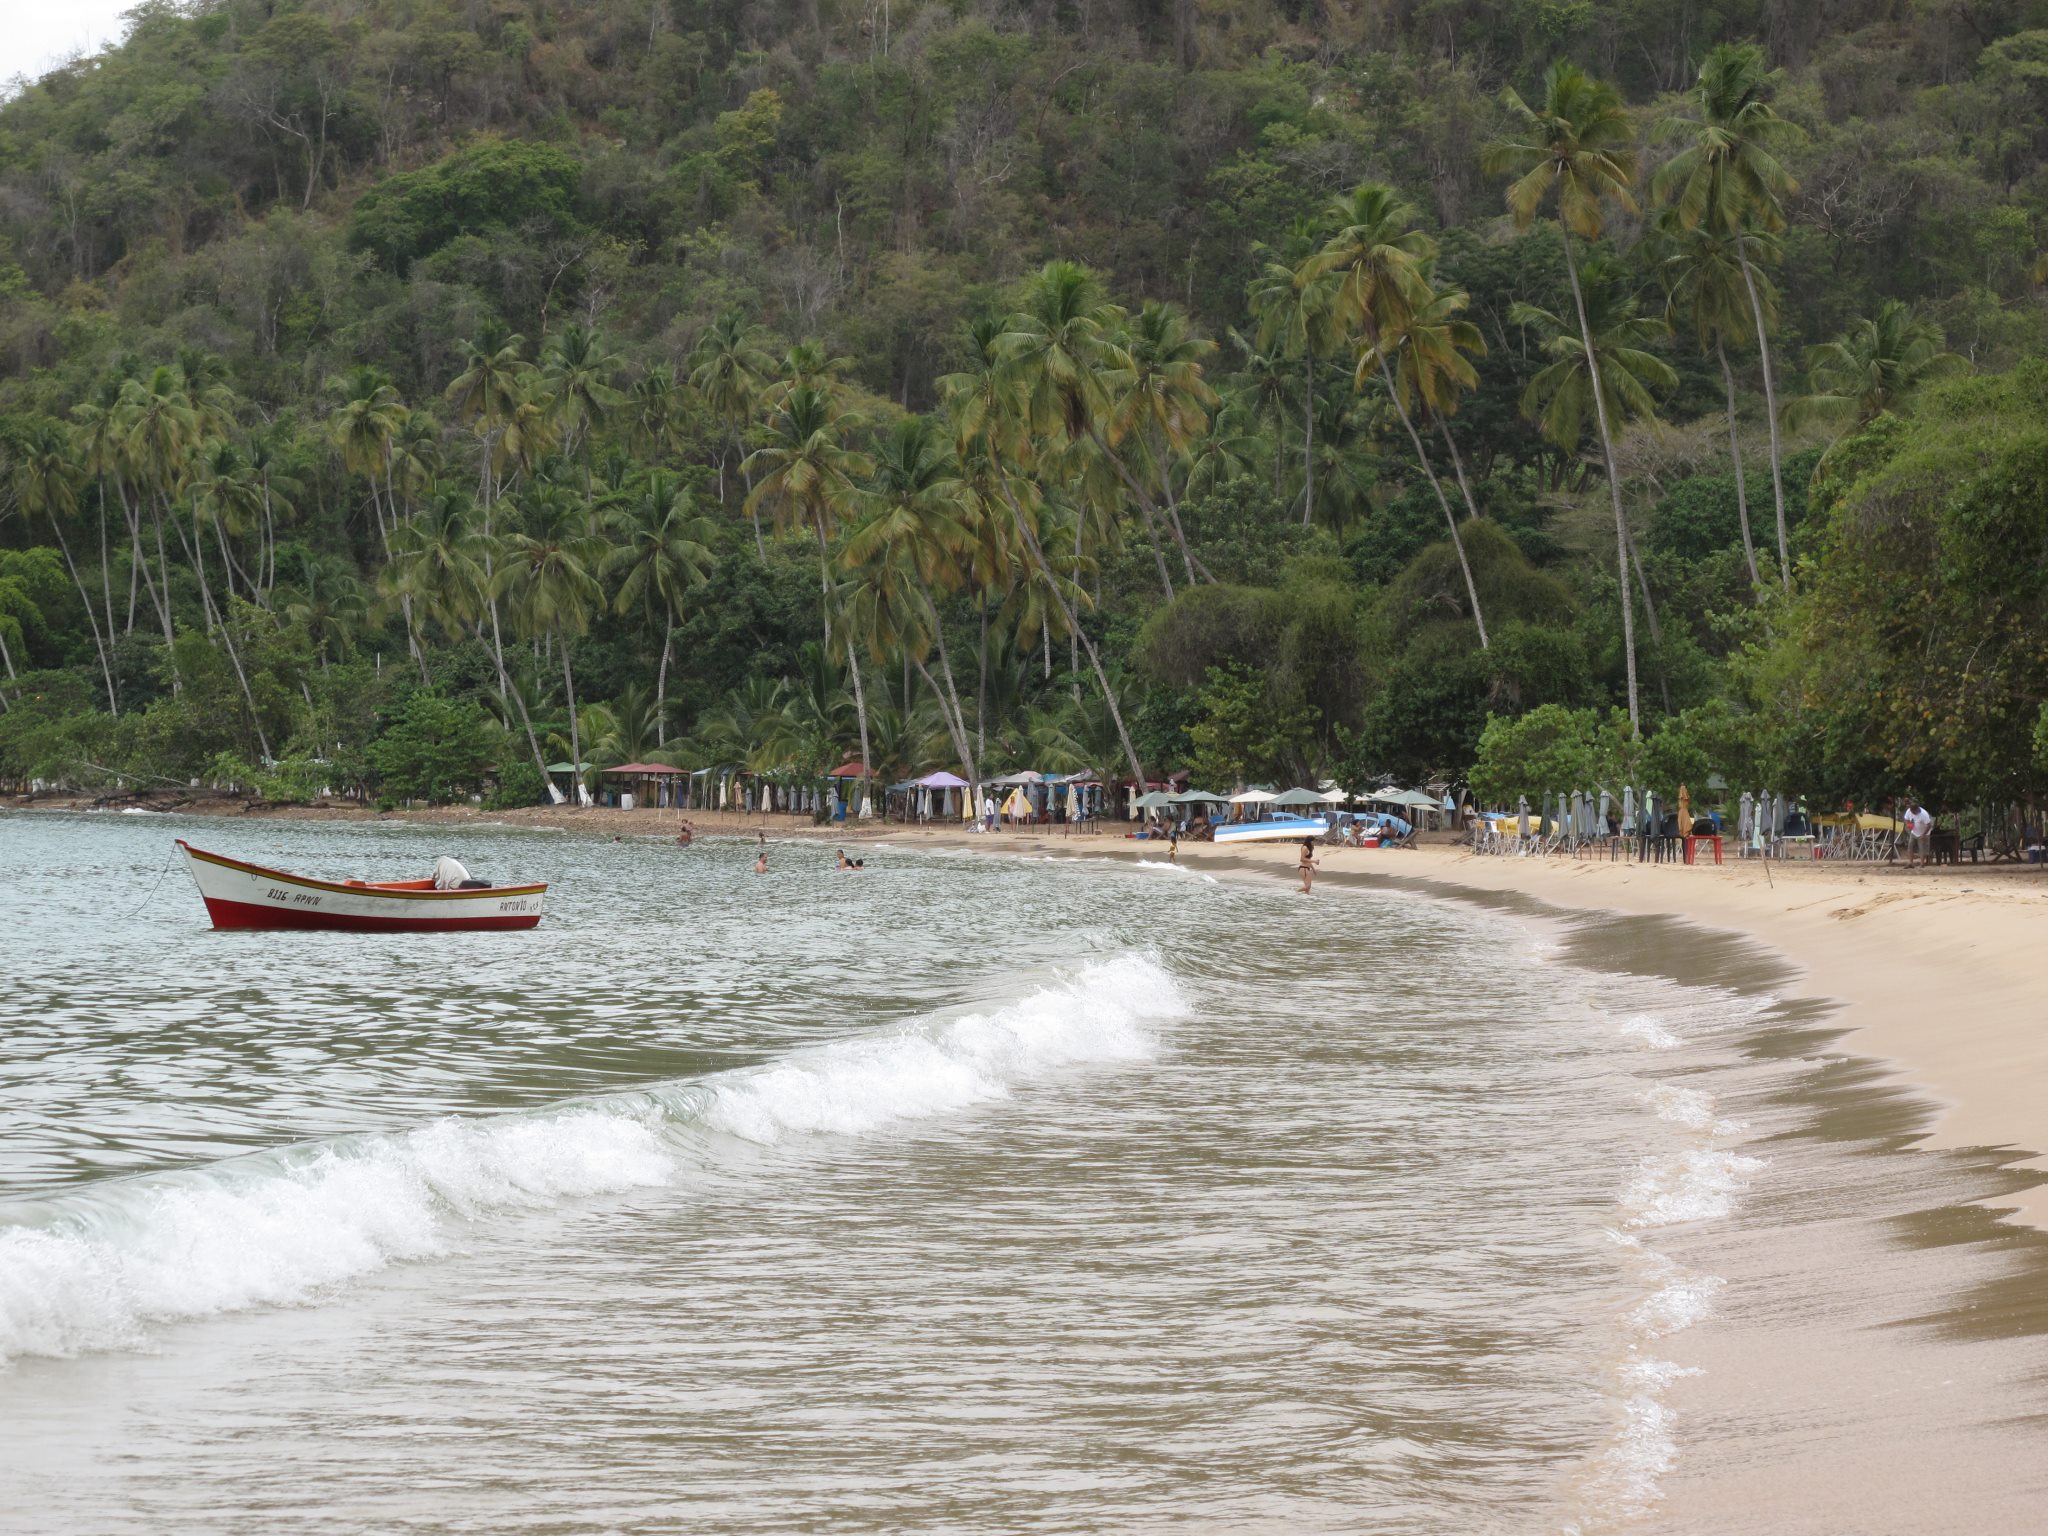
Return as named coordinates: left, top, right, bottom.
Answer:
left=0, top=812, right=1765, bottom=1532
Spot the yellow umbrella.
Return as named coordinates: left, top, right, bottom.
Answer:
left=1001, top=788, right=1032, bottom=818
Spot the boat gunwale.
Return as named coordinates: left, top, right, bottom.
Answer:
left=177, top=840, right=548, bottom=902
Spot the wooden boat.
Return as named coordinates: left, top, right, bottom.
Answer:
left=177, top=840, right=547, bottom=932
left=1212, top=812, right=1331, bottom=846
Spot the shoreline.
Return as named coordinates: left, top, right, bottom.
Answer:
left=880, top=827, right=2048, bottom=1236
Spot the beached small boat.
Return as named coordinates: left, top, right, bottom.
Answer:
left=177, top=840, right=547, bottom=932
left=1213, top=812, right=1330, bottom=845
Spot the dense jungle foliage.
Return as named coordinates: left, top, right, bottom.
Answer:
left=4, top=0, right=2048, bottom=812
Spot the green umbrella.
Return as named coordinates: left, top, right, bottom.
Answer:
left=1269, top=787, right=1327, bottom=807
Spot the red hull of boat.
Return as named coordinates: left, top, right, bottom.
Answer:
left=199, top=896, right=544, bottom=933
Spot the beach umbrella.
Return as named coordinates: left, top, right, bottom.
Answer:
left=1738, top=791, right=1754, bottom=840
left=1599, top=788, right=1611, bottom=829
left=1270, top=788, right=1327, bottom=808
left=1516, top=794, right=1529, bottom=837
left=1621, top=785, right=1634, bottom=830
left=1229, top=789, right=1279, bottom=805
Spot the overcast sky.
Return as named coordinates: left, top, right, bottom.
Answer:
left=3, top=0, right=138, bottom=92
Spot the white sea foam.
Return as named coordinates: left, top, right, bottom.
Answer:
left=1630, top=1268, right=1724, bottom=1337
left=1568, top=1355, right=1706, bottom=1529
left=0, top=953, right=1184, bottom=1365
left=1642, top=1084, right=1746, bottom=1138
left=1619, top=1014, right=1681, bottom=1049
left=1131, top=859, right=1219, bottom=883
left=701, top=952, right=1176, bottom=1143
left=1621, top=1148, right=1765, bottom=1228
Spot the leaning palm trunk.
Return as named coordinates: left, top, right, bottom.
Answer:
left=561, top=639, right=582, bottom=807
left=1300, top=351, right=1316, bottom=527
left=847, top=641, right=873, bottom=819
left=1434, top=416, right=1483, bottom=522
left=915, top=576, right=978, bottom=790
left=1735, top=239, right=1791, bottom=591
left=1086, top=426, right=1179, bottom=597
left=1379, top=357, right=1488, bottom=650
left=1715, top=338, right=1763, bottom=588
left=1560, top=229, right=1641, bottom=734
left=915, top=656, right=980, bottom=809
left=45, top=509, right=119, bottom=713
left=992, top=465, right=1146, bottom=796
left=198, top=519, right=273, bottom=761
left=1622, top=519, right=1673, bottom=717
left=656, top=620, right=673, bottom=745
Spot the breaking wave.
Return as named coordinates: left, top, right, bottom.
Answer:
left=0, top=952, right=1185, bottom=1365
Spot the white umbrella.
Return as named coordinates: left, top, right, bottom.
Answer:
left=1229, top=789, right=1278, bottom=805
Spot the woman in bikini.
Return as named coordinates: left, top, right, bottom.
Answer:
left=1298, top=836, right=1317, bottom=894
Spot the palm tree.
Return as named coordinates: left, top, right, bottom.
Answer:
left=1657, top=216, right=1778, bottom=588
left=842, top=416, right=982, bottom=793
left=1362, top=275, right=1493, bottom=648
left=605, top=470, right=717, bottom=742
left=963, top=265, right=1149, bottom=795
left=687, top=310, right=776, bottom=514
left=1221, top=326, right=1296, bottom=499
left=1788, top=301, right=1969, bottom=436
left=329, top=366, right=424, bottom=673
left=1655, top=43, right=1804, bottom=589
left=116, top=364, right=203, bottom=660
left=1511, top=257, right=1679, bottom=711
left=444, top=333, right=533, bottom=513
left=12, top=419, right=118, bottom=711
left=992, top=260, right=1180, bottom=599
left=1484, top=61, right=1648, bottom=732
left=446, top=335, right=551, bottom=746
left=744, top=385, right=875, bottom=790
left=627, top=364, right=688, bottom=461
left=188, top=438, right=274, bottom=760
left=499, top=491, right=609, bottom=804
left=1108, top=300, right=1218, bottom=584
left=1247, top=223, right=1343, bottom=527
left=282, top=551, right=368, bottom=672
left=72, top=377, right=146, bottom=636
left=540, top=324, right=625, bottom=462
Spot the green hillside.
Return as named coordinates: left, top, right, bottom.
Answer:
left=3, top=0, right=2048, bottom=812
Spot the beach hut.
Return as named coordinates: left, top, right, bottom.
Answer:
left=825, top=759, right=869, bottom=821
left=599, top=762, right=684, bottom=810
left=913, top=769, right=971, bottom=823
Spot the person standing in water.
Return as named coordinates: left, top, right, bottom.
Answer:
left=1298, top=836, right=1317, bottom=894
left=1168, top=826, right=1179, bottom=863
left=755, top=844, right=769, bottom=875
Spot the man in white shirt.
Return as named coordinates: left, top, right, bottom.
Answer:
left=1905, top=801, right=1934, bottom=867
